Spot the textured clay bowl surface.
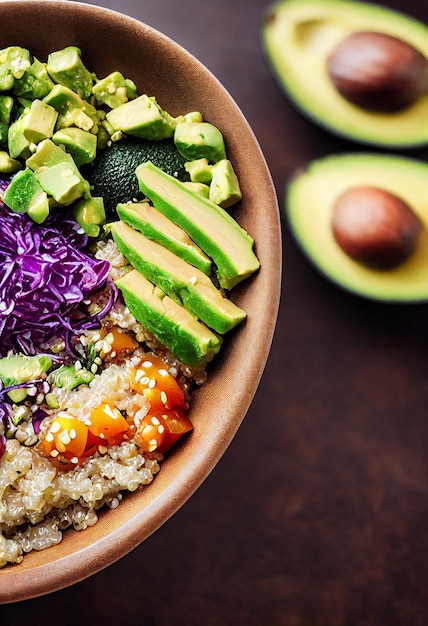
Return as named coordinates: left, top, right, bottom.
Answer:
left=0, top=0, right=281, bottom=603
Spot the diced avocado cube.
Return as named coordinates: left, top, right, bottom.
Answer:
left=52, top=127, right=97, bottom=166
left=0, top=95, right=14, bottom=148
left=43, top=84, right=99, bottom=130
left=56, top=108, right=95, bottom=132
left=26, top=139, right=90, bottom=205
left=23, top=99, right=58, bottom=144
left=8, top=113, right=32, bottom=159
left=46, top=46, right=93, bottom=100
left=13, top=57, right=55, bottom=99
left=174, top=121, right=226, bottom=163
left=0, top=47, right=31, bottom=91
left=116, top=269, right=222, bottom=366
left=209, top=159, right=242, bottom=208
left=185, top=158, right=213, bottom=183
left=111, top=220, right=246, bottom=334
left=0, top=353, right=52, bottom=402
left=117, top=201, right=212, bottom=275
left=3, top=167, right=50, bottom=223
left=37, top=161, right=87, bottom=205
left=92, top=71, right=137, bottom=109
left=106, top=94, right=177, bottom=140
left=0, top=151, right=22, bottom=174
left=72, top=196, right=106, bottom=237
left=136, top=161, right=260, bottom=290
left=44, top=83, right=85, bottom=113
left=182, top=182, right=210, bottom=198
left=48, top=364, right=94, bottom=390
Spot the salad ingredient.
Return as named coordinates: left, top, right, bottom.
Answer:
left=111, top=219, right=246, bottom=334
left=72, top=195, right=106, bottom=237
left=106, top=94, right=179, bottom=140
left=332, top=186, right=422, bottom=269
left=52, top=127, right=97, bottom=166
left=327, top=31, right=428, bottom=112
left=174, top=121, right=226, bottom=162
left=85, top=136, right=189, bottom=219
left=286, top=152, right=428, bottom=302
left=208, top=159, right=242, bottom=208
left=115, top=269, right=222, bottom=366
left=92, top=70, right=137, bottom=109
left=184, top=157, right=213, bottom=184
left=3, top=167, right=49, bottom=223
left=48, top=363, right=94, bottom=390
left=0, top=204, right=109, bottom=356
left=130, top=354, right=187, bottom=411
left=136, top=161, right=260, bottom=290
left=46, top=46, right=93, bottom=100
left=26, top=138, right=90, bottom=205
left=117, top=201, right=212, bottom=275
left=261, top=0, right=428, bottom=148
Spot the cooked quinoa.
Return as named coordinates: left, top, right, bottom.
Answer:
left=0, top=239, right=204, bottom=568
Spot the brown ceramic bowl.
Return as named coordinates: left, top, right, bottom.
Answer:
left=0, top=0, right=281, bottom=603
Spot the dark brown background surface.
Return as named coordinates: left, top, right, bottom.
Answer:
left=3, top=0, right=428, bottom=623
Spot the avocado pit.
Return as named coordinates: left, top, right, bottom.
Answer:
left=331, top=186, right=422, bottom=269
left=327, top=31, right=428, bottom=112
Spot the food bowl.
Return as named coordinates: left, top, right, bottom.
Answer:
left=0, top=0, right=281, bottom=602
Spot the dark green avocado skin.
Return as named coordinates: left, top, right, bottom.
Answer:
left=261, top=0, right=428, bottom=148
left=285, top=152, right=428, bottom=303
left=84, top=137, right=189, bottom=219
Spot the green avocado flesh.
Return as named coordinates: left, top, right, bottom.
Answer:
left=116, top=269, right=222, bottom=366
left=262, top=0, right=428, bottom=148
left=286, top=153, right=428, bottom=302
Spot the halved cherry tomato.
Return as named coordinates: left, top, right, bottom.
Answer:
left=156, top=408, right=193, bottom=454
left=38, top=413, right=88, bottom=470
left=87, top=402, right=129, bottom=445
left=135, top=408, right=193, bottom=454
left=108, top=328, right=138, bottom=353
left=135, top=413, right=167, bottom=453
left=130, top=354, right=186, bottom=412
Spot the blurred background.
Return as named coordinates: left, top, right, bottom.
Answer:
left=3, top=0, right=428, bottom=624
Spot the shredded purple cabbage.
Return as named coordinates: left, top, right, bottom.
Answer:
left=0, top=202, right=111, bottom=357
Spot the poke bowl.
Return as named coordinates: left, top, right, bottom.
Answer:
left=0, top=0, right=281, bottom=602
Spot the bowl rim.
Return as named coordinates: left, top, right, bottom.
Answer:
left=0, top=0, right=282, bottom=603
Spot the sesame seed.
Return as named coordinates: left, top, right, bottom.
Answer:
left=160, top=391, right=168, bottom=405
left=69, top=429, right=77, bottom=440
left=71, top=457, right=79, bottom=464
left=98, top=445, right=108, bottom=454
left=58, top=431, right=71, bottom=445
left=50, top=449, right=59, bottom=458
left=50, top=422, right=61, bottom=434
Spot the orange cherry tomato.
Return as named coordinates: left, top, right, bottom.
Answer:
left=108, top=328, right=138, bottom=353
left=130, top=354, right=186, bottom=412
left=87, top=402, right=129, bottom=445
left=38, top=413, right=88, bottom=470
left=135, top=408, right=193, bottom=454
left=156, top=408, right=193, bottom=454
left=135, top=413, right=167, bottom=453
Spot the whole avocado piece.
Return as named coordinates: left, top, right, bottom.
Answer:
left=84, top=136, right=189, bottom=219
left=286, top=152, right=428, bottom=303
left=261, top=0, right=428, bottom=148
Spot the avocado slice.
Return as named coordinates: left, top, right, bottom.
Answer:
left=111, top=220, right=246, bottom=334
left=261, top=0, right=428, bottom=148
left=116, top=269, right=222, bottom=366
left=286, top=152, right=428, bottom=302
left=117, top=201, right=212, bottom=276
left=136, top=161, right=260, bottom=290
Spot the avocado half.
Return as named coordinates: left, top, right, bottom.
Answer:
left=261, top=0, right=428, bottom=148
left=286, top=153, right=428, bottom=302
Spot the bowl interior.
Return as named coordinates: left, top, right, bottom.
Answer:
left=0, top=0, right=281, bottom=602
